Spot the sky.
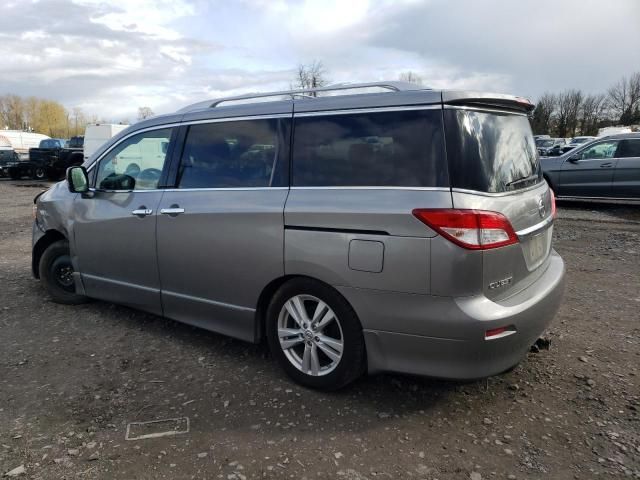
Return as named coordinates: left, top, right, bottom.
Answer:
left=1, top=0, right=639, bottom=122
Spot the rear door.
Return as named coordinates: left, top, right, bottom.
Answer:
left=285, top=102, right=450, bottom=300
left=155, top=114, right=291, bottom=342
left=443, top=104, right=554, bottom=301
left=612, top=138, right=640, bottom=198
left=557, top=140, right=620, bottom=197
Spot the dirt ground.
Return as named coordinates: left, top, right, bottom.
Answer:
left=1, top=179, right=639, bottom=480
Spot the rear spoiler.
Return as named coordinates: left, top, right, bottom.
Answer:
left=442, top=91, right=535, bottom=113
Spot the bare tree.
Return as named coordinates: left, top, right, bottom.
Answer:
left=137, top=106, right=155, bottom=121
left=530, top=93, right=557, bottom=135
left=579, top=94, right=607, bottom=136
left=607, top=72, right=640, bottom=125
left=293, top=60, right=327, bottom=97
left=399, top=71, right=424, bottom=86
left=555, top=90, right=583, bottom=137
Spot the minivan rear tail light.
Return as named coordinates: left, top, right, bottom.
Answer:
left=412, top=209, right=518, bottom=250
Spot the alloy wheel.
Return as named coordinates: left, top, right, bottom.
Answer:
left=277, top=294, right=344, bottom=376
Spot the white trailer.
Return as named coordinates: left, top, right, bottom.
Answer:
left=0, top=130, right=50, bottom=160
left=84, top=124, right=129, bottom=161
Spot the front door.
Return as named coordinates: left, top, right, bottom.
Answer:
left=73, top=127, right=175, bottom=315
left=156, top=116, right=291, bottom=341
left=558, top=140, right=620, bottom=197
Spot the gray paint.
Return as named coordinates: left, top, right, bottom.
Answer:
left=33, top=86, right=567, bottom=383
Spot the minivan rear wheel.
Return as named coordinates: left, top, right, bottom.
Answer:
left=39, top=240, right=88, bottom=304
left=266, top=278, right=366, bottom=390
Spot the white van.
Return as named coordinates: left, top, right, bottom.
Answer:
left=598, top=126, right=633, bottom=137
left=0, top=131, right=50, bottom=160
left=84, top=124, right=129, bottom=161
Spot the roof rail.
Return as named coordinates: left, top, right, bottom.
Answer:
left=178, top=81, right=427, bottom=113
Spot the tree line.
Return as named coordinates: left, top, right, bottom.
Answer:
left=0, top=95, right=155, bottom=139
left=0, top=95, right=98, bottom=138
left=531, top=72, right=640, bottom=137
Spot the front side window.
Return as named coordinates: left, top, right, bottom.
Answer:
left=177, top=119, right=285, bottom=188
left=292, top=110, right=447, bottom=187
left=95, top=128, right=172, bottom=191
left=579, top=141, right=619, bottom=160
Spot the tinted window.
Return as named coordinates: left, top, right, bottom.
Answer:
left=177, top=119, right=286, bottom=188
left=579, top=141, right=619, bottom=160
left=444, top=109, right=540, bottom=193
left=95, top=128, right=172, bottom=191
left=618, top=139, right=640, bottom=158
left=292, top=110, right=447, bottom=187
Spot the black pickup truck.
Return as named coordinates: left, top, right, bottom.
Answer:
left=8, top=137, right=84, bottom=180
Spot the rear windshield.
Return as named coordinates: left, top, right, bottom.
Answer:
left=444, top=109, right=541, bottom=193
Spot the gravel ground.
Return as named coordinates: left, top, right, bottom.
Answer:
left=1, top=179, right=639, bottom=480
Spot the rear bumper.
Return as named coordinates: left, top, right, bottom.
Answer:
left=339, top=250, right=565, bottom=379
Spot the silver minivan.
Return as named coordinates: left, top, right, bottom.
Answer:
left=32, top=82, right=565, bottom=390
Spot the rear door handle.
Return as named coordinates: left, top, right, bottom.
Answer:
left=600, top=162, right=613, bottom=168
left=131, top=208, right=153, bottom=217
left=160, top=207, right=185, bottom=216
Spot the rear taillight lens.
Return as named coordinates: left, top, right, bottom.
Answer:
left=412, top=209, right=518, bottom=250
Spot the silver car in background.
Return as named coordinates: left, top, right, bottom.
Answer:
left=32, top=82, right=565, bottom=390
left=542, top=132, right=640, bottom=199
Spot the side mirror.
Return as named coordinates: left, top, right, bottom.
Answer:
left=66, top=166, right=89, bottom=193
left=568, top=154, right=581, bottom=163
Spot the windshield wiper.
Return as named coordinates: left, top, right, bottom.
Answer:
left=505, top=174, right=538, bottom=188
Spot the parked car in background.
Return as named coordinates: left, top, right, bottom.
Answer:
left=560, top=136, right=596, bottom=154
left=542, top=133, right=640, bottom=199
left=534, top=134, right=551, bottom=143
left=9, top=136, right=84, bottom=180
left=84, top=124, right=129, bottom=161
left=537, top=138, right=568, bottom=156
left=33, top=82, right=564, bottom=390
left=0, top=130, right=50, bottom=161
left=0, top=139, right=19, bottom=178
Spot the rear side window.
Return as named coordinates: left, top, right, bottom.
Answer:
left=444, top=109, right=541, bottom=193
left=292, top=109, right=447, bottom=187
left=618, top=139, right=640, bottom=158
left=177, top=119, right=288, bottom=189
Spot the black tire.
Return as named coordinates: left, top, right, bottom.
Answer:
left=38, top=240, right=88, bottom=304
left=32, top=167, right=46, bottom=180
left=9, top=170, right=21, bottom=180
left=266, top=278, right=366, bottom=390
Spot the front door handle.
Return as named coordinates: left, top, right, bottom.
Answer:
left=160, top=206, right=185, bottom=216
left=600, top=162, right=613, bottom=168
left=132, top=208, right=153, bottom=217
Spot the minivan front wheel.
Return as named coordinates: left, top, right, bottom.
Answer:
left=39, top=240, right=88, bottom=304
left=266, top=278, right=366, bottom=390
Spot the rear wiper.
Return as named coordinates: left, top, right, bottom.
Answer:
left=505, top=174, right=538, bottom=188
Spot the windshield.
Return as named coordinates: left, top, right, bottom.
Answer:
left=444, top=109, right=541, bottom=193
left=539, top=139, right=555, bottom=147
